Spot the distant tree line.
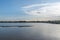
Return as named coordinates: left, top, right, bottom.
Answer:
left=0, top=20, right=60, bottom=24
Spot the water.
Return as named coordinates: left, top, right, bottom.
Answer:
left=0, top=23, right=60, bottom=40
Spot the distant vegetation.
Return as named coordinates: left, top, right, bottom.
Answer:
left=0, top=20, right=60, bottom=24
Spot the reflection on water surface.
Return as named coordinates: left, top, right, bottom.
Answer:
left=0, top=23, right=60, bottom=40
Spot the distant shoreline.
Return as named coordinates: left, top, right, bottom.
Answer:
left=0, top=21, right=60, bottom=24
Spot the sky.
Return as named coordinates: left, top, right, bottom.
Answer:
left=0, top=0, right=60, bottom=21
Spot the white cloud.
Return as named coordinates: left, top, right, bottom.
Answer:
left=22, top=2, right=60, bottom=18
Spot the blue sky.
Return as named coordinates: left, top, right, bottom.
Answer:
left=0, top=0, right=60, bottom=21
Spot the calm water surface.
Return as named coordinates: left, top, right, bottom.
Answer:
left=0, top=23, right=60, bottom=40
